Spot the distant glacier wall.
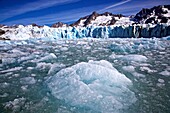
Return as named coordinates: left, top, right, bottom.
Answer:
left=1, top=24, right=170, bottom=40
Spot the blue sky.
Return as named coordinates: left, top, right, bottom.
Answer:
left=0, top=0, right=170, bottom=25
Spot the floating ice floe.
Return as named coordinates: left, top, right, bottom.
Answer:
left=20, top=77, right=36, bottom=85
left=139, top=66, right=157, bottom=73
left=117, top=54, right=147, bottom=62
left=122, top=66, right=145, bottom=78
left=159, top=70, right=170, bottom=77
left=46, top=60, right=136, bottom=112
left=0, top=67, right=22, bottom=73
left=38, top=53, right=57, bottom=62
left=122, top=66, right=135, bottom=72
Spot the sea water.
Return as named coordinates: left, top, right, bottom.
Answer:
left=0, top=38, right=170, bottom=113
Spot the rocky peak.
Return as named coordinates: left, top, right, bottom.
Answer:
left=31, top=23, right=43, bottom=28
left=51, top=22, right=68, bottom=28
left=83, top=12, right=99, bottom=26
left=91, top=11, right=99, bottom=17
left=0, top=29, right=5, bottom=35
left=70, top=11, right=126, bottom=27
left=102, top=12, right=113, bottom=16
left=0, top=24, right=5, bottom=28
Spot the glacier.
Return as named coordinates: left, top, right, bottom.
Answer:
left=1, top=23, right=170, bottom=40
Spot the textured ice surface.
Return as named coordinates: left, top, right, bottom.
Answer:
left=47, top=60, right=136, bottom=112
left=1, top=24, right=170, bottom=40
left=20, top=77, right=36, bottom=85
left=0, top=38, right=170, bottom=113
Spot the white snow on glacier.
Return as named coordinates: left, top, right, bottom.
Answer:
left=46, top=60, right=136, bottom=112
left=1, top=23, right=170, bottom=40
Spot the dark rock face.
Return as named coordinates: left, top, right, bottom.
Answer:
left=51, top=22, right=68, bottom=28
left=84, top=11, right=99, bottom=26
left=32, top=23, right=38, bottom=27
left=0, top=37, right=10, bottom=40
left=31, top=23, right=43, bottom=28
left=109, top=17, right=116, bottom=25
left=134, top=5, right=170, bottom=24
left=0, top=29, right=5, bottom=35
left=0, top=24, right=5, bottom=28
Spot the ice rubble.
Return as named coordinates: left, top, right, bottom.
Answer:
left=46, top=60, right=136, bottom=112
left=109, top=38, right=168, bottom=54
left=4, top=97, right=26, bottom=112
left=1, top=23, right=170, bottom=40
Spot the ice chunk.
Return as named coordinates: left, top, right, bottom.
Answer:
left=36, top=62, right=52, bottom=70
left=20, top=77, right=36, bottom=85
left=162, top=36, right=170, bottom=40
left=2, top=58, right=17, bottom=65
left=157, top=79, right=165, bottom=87
left=132, top=72, right=145, bottom=78
left=158, top=79, right=164, bottom=83
left=4, top=97, right=26, bottom=112
left=0, top=67, right=22, bottom=73
left=109, top=53, right=116, bottom=59
left=122, top=66, right=135, bottom=72
left=0, top=82, right=10, bottom=88
left=118, top=54, right=147, bottom=62
left=38, top=53, right=57, bottom=62
left=122, top=66, right=145, bottom=78
left=57, top=106, right=71, bottom=113
left=46, top=60, right=136, bottom=112
left=47, top=63, right=66, bottom=75
left=21, top=85, right=28, bottom=91
left=60, top=47, right=68, bottom=51
left=139, top=67, right=157, bottom=73
left=159, top=70, right=170, bottom=77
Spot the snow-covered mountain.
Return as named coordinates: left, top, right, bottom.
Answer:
left=134, top=5, right=170, bottom=24
left=70, top=5, right=170, bottom=27
left=70, top=12, right=133, bottom=27
left=0, top=5, right=170, bottom=40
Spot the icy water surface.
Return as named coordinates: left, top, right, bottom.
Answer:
left=0, top=38, right=170, bottom=113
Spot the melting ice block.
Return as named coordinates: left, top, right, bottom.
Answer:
left=117, top=54, right=147, bottom=62
left=46, top=60, right=136, bottom=112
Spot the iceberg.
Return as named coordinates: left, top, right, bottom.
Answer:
left=46, top=60, right=136, bottom=112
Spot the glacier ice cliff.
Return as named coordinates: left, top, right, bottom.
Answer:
left=1, top=24, right=170, bottom=40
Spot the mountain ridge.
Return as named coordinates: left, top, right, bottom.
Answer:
left=0, top=5, right=170, bottom=40
left=0, top=5, right=170, bottom=28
